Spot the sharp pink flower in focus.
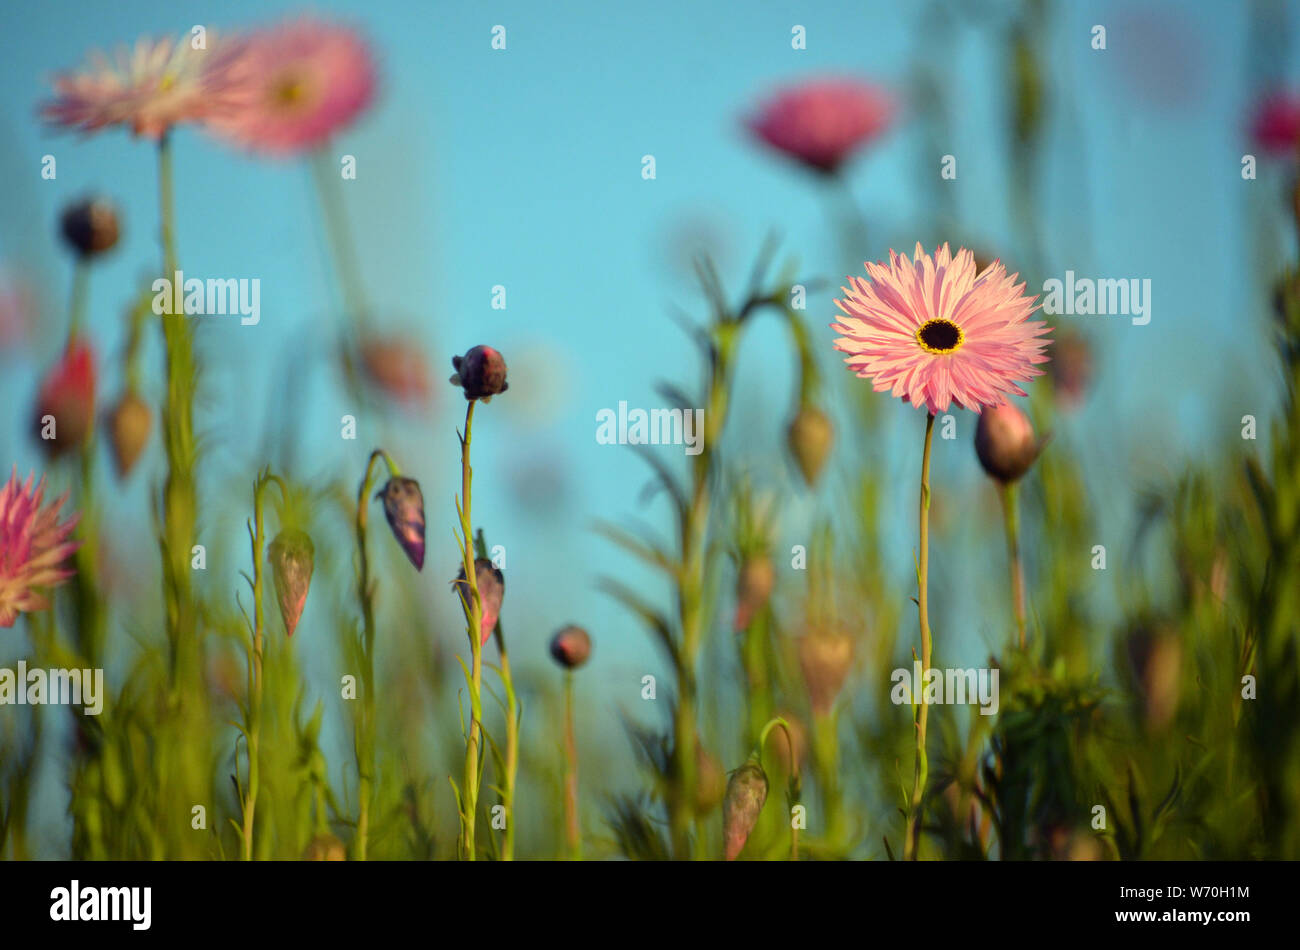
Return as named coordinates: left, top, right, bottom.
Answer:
left=832, top=243, right=1051, bottom=415
left=204, top=17, right=376, bottom=156
left=42, top=33, right=232, bottom=139
left=0, top=468, right=80, bottom=628
left=1252, top=92, right=1300, bottom=155
left=747, top=78, right=893, bottom=174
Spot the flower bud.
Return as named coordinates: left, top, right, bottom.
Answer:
left=301, top=833, right=346, bottom=861
left=1047, top=330, right=1092, bottom=410
left=449, top=345, right=509, bottom=402
left=974, top=402, right=1041, bottom=483
left=786, top=405, right=833, bottom=486
left=268, top=528, right=315, bottom=637
left=733, top=555, right=775, bottom=630
left=34, top=340, right=96, bottom=458
left=722, top=753, right=769, bottom=860
left=798, top=628, right=854, bottom=717
left=550, top=624, right=592, bottom=669
left=359, top=335, right=432, bottom=406
left=453, top=557, right=504, bottom=646
left=105, top=391, right=151, bottom=478
left=60, top=198, right=120, bottom=258
left=376, top=476, right=425, bottom=570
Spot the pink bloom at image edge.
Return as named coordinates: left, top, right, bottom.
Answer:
left=832, top=243, right=1051, bottom=415
left=42, top=33, right=232, bottom=139
left=1252, top=93, right=1300, bottom=154
left=0, top=469, right=80, bottom=628
left=204, top=17, right=376, bottom=156
left=748, top=78, right=893, bottom=173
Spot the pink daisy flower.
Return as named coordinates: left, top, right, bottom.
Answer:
left=1252, top=92, right=1300, bottom=155
left=43, top=33, right=232, bottom=139
left=832, top=243, right=1051, bottom=415
left=204, top=17, right=376, bottom=156
left=747, top=78, right=893, bottom=174
left=1, top=468, right=80, bottom=628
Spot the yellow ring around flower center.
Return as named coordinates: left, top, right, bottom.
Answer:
left=916, top=318, right=964, bottom=355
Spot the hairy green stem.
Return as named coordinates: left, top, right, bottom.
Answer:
left=457, top=401, right=484, bottom=860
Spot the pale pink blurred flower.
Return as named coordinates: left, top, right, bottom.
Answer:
left=1, top=469, right=80, bottom=628
left=204, top=17, right=376, bottom=156
left=832, top=243, right=1051, bottom=415
left=43, top=33, right=231, bottom=139
left=0, top=270, right=34, bottom=350
left=1252, top=93, right=1300, bottom=155
left=747, top=78, right=893, bottom=174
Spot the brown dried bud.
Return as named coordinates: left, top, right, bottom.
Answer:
left=1047, top=330, right=1093, bottom=410
left=106, top=391, right=151, bottom=478
left=60, top=198, right=120, bottom=258
left=798, top=628, right=854, bottom=716
left=549, top=624, right=591, bottom=669
left=268, top=528, right=315, bottom=637
left=723, top=754, right=769, bottom=860
left=301, top=833, right=346, bottom=861
left=449, top=345, right=509, bottom=402
left=974, top=402, right=1042, bottom=483
left=786, top=405, right=834, bottom=487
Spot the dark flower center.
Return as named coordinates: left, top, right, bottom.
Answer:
left=917, top=318, right=963, bottom=354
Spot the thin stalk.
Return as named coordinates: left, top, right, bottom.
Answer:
left=562, top=670, right=581, bottom=859
left=493, top=620, right=519, bottom=861
left=240, top=471, right=286, bottom=861
left=456, top=401, right=484, bottom=860
left=354, top=449, right=396, bottom=860
left=904, top=412, right=936, bottom=860
left=757, top=717, right=800, bottom=860
left=998, top=481, right=1027, bottom=648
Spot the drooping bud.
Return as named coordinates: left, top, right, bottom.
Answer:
left=453, top=557, right=504, bottom=646
left=786, top=405, right=833, bottom=486
left=301, top=833, right=346, bottom=861
left=359, top=335, right=432, bottom=406
left=733, top=555, right=775, bottom=630
left=376, top=476, right=425, bottom=569
left=798, top=628, right=854, bottom=717
left=449, top=345, right=509, bottom=402
left=268, top=528, right=315, bottom=637
left=974, top=402, right=1042, bottom=483
left=105, top=391, right=151, bottom=478
left=33, top=340, right=96, bottom=459
left=60, top=197, right=120, bottom=259
left=722, top=753, right=769, bottom=860
left=550, top=624, right=592, bottom=669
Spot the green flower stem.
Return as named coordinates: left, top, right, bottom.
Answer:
left=456, top=401, right=485, bottom=860
left=562, top=670, right=581, bottom=860
left=998, top=481, right=1027, bottom=648
left=353, top=448, right=397, bottom=860
left=904, top=412, right=936, bottom=861
left=67, top=261, right=88, bottom=342
left=240, top=469, right=287, bottom=861
left=756, top=717, right=801, bottom=860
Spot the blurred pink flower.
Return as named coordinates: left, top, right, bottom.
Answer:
left=205, top=17, right=376, bottom=156
left=34, top=339, right=96, bottom=458
left=0, top=271, right=34, bottom=350
left=747, top=78, right=893, bottom=174
left=832, top=243, right=1051, bottom=415
left=1252, top=93, right=1300, bottom=155
left=1, top=468, right=80, bottom=628
left=43, top=33, right=231, bottom=139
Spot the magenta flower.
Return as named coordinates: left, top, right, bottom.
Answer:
left=34, top=340, right=97, bottom=459
left=1252, top=93, right=1300, bottom=155
left=747, top=78, right=893, bottom=174
left=832, top=243, right=1050, bottom=415
left=1, top=469, right=80, bottom=628
left=376, top=476, right=425, bottom=570
left=453, top=558, right=504, bottom=646
left=204, top=17, right=376, bottom=156
left=42, top=33, right=232, bottom=140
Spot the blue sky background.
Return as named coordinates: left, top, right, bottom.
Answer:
left=2, top=0, right=1299, bottom=848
